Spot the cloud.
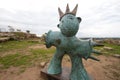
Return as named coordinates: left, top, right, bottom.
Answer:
left=76, top=0, right=120, bottom=37
left=0, top=8, right=59, bottom=35
left=0, top=0, right=120, bottom=37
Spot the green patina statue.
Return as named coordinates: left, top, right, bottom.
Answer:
left=44, top=4, right=102, bottom=80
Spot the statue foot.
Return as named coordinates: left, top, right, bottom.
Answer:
left=47, top=65, right=62, bottom=74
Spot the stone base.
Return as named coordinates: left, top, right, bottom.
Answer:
left=41, top=67, right=94, bottom=80
left=41, top=67, right=70, bottom=80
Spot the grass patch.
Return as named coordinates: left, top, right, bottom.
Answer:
left=31, top=48, right=55, bottom=54
left=104, top=43, right=120, bottom=55
left=0, top=40, right=54, bottom=69
left=94, top=43, right=120, bottom=55
left=0, top=47, right=55, bottom=69
left=0, top=53, right=32, bottom=69
left=0, top=40, right=42, bottom=52
left=30, top=47, right=55, bottom=61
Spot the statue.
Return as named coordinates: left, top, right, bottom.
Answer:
left=44, top=4, right=102, bottom=80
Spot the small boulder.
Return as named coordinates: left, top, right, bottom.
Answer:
left=113, top=54, right=120, bottom=58
left=103, top=47, right=113, bottom=51
left=40, top=62, right=47, bottom=68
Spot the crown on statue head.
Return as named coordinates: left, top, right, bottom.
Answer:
left=58, top=4, right=78, bottom=20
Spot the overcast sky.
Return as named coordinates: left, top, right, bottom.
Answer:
left=0, top=0, right=120, bottom=37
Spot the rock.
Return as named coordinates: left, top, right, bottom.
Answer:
left=95, top=40, right=104, bottom=43
left=113, top=54, right=120, bottom=58
left=103, top=47, right=113, bottom=51
left=40, top=62, right=47, bottom=68
left=0, top=37, right=10, bottom=42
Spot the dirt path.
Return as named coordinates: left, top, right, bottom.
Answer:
left=84, top=55, right=120, bottom=80
left=0, top=55, right=119, bottom=80
left=0, top=44, right=120, bottom=80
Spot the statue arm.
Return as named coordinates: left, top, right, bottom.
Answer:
left=77, top=39, right=103, bottom=61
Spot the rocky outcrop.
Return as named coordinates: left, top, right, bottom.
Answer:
left=0, top=37, right=10, bottom=42
left=0, top=32, right=38, bottom=42
left=103, top=39, right=120, bottom=45
left=95, top=39, right=120, bottom=45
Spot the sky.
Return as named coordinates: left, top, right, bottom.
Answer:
left=0, top=0, right=120, bottom=37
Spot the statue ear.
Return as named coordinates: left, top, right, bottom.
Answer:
left=77, top=17, right=82, bottom=23
left=57, top=24, right=60, bottom=28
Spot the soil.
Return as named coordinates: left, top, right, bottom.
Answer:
left=0, top=44, right=120, bottom=80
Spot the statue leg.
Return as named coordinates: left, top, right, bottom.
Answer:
left=69, top=55, right=90, bottom=80
left=47, top=49, right=64, bottom=74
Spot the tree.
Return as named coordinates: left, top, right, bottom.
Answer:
left=17, top=29, right=21, bottom=32
left=8, top=26, right=15, bottom=32
left=26, top=30, right=30, bottom=33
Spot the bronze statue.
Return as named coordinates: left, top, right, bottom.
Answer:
left=44, top=4, right=102, bottom=80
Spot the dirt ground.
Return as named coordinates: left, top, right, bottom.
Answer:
left=0, top=44, right=120, bottom=80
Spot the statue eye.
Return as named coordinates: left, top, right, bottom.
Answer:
left=69, top=17, right=73, bottom=19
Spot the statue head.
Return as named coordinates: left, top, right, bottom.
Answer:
left=57, top=4, right=82, bottom=37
